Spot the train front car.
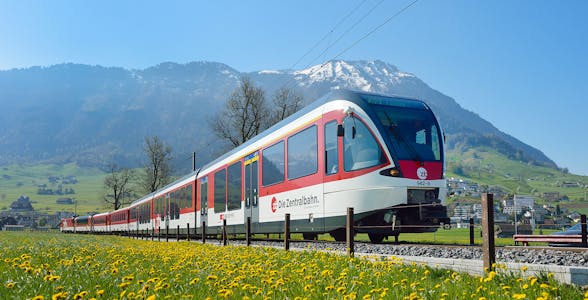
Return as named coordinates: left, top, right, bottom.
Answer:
left=327, top=91, right=450, bottom=243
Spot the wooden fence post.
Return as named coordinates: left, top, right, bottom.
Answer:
left=246, top=217, right=251, bottom=246
left=581, top=214, right=587, bottom=248
left=469, top=218, right=475, bottom=245
left=284, top=214, right=290, bottom=251
left=222, top=219, right=227, bottom=246
left=346, top=207, right=354, bottom=257
left=481, top=193, right=496, bottom=271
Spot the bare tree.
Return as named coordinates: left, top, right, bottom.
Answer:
left=270, top=86, right=304, bottom=125
left=104, top=163, right=135, bottom=210
left=210, top=76, right=269, bottom=147
left=142, top=136, right=173, bottom=193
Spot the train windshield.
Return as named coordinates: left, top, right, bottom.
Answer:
left=365, top=97, right=442, bottom=162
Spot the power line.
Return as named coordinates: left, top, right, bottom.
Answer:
left=331, top=0, right=419, bottom=60
left=303, top=0, right=386, bottom=71
left=288, top=0, right=369, bottom=71
left=282, top=0, right=420, bottom=91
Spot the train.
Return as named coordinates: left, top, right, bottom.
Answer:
left=61, top=89, right=450, bottom=243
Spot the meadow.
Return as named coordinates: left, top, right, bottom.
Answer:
left=1, top=232, right=585, bottom=300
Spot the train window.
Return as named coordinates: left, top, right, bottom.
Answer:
left=262, top=141, right=285, bottom=186
left=214, top=169, right=227, bottom=213
left=227, top=162, right=242, bottom=211
left=324, top=121, right=339, bottom=175
left=187, top=185, right=193, bottom=208
left=343, top=116, right=385, bottom=171
left=288, top=125, right=317, bottom=180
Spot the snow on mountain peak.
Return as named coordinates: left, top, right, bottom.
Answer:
left=292, top=60, right=413, bottom=92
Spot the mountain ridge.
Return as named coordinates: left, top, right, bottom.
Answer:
left=0, top=59, right=557, bottom=173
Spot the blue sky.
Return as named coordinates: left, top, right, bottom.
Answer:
left=1, top=0, right=587, bottom=175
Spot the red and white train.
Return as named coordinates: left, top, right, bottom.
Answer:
left=61, top=90, right=449, bottom=243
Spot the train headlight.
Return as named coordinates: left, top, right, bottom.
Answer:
left=379, top=167, right=401, bottom=177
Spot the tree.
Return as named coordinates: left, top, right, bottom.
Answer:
left=104, top=163, right=135, bottom=210
left=210, top=79, right=305, bottom=148
left=142, top=136, right=173, bottom=193
left=210, top=76, right=269, bottom=147
left=270, top=86, right=304, bottom=125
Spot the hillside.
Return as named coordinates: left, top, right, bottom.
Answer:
left=0, top=60, right=556, bottom=173
left=445, top=147, right=588, bottom=214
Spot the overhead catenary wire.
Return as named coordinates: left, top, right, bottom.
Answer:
left=288, top=0, right=369, bottom=71
left=282, top=0, right=420, bottom=91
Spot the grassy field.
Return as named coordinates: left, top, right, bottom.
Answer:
left=0, top=163, right=107, bottom=214
left=0, top=232, right=585, bottom=300
left=446, top=147, right=588, bottom=202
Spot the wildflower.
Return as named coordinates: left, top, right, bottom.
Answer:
left=96, top=290, right=104, bottom=296
left=32, top=296, right=45, bottom=300
left=146, top=295, right=156, bottom=300
left=512, top=294, right=526, bottom=300
left=5, top=282, right=15, bottom=288
left=530, top=277, right=538, bottom=286
left=119, top=282, right=131, bottom=289
left=206, top=275, right=218, bottom=281
left=189, top=278, right=200, bottom=285
left=520, top=266, right=528, bottom=272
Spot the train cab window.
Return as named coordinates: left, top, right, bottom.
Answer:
left=262, top=141, right=285, bottom=186
left=214, top=169, right=227, bottom=213
left=324, top=121, right=339, bottom=175
left=343, top=116, right=385, bottom=171
left=287, top=125, right=317, bottom=180
left=227, top=162, right=242, bottom=211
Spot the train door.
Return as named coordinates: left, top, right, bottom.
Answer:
left=200, top=177, right=208, bottom=229
left=244, top=153, right=259, bottom=229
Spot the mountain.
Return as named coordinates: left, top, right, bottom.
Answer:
left=0, top=60, right=556, bottom=172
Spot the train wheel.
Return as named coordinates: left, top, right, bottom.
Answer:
left=329, top=228, right=346, bottom=242
left=368, top=233, right=385, bottom=244
left=302, top=233, right=318, bottom=240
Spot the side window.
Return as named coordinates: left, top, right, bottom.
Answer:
left=227, top=162, right=242, bottom=211
left=262, top=141, right=285, bottom=186
left=344, top=116, right=385, bottom=171
left=187, top=185, right=193, bottom=208
left=324, top=121, right=339, bottom=175
left=214, top=169, right=226, bottom=213
left=288, top=125, right=318, bottom=180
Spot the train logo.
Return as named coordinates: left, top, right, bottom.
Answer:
left=417, top=167, right=428, bottom=180
left=271, top=197, right=277, bottom=213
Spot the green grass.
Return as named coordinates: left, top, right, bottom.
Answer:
left=446, top=147, right=588, bottom=204
left=0, top=232, right=584, bottom=300
left=0, top=163, right=107, bottom=214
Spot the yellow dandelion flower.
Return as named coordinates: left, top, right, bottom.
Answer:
left=146, top=295, right=156, bottom=300
left=206, top=275, right=218, bottom=281
left=96, top=289, right=104, bottom=296
left=520, top=266, right=528, bottom=272
left=325, top=285, right=334, bottom=292
left=5, top=282, right=15, bottom=288
left=540, top=283, right=549, bottom=289
left=512, top=294, right=526, bottom=300
left=189, top=278, right=200, bottom=285
left=32, top=296, right=45, bottom=300
left=119, top=282, right=131, bottom=289
left=337, top=286, right=346, bottom=293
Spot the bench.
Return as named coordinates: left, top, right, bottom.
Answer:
left=513, top=234, right=584, bottom=246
